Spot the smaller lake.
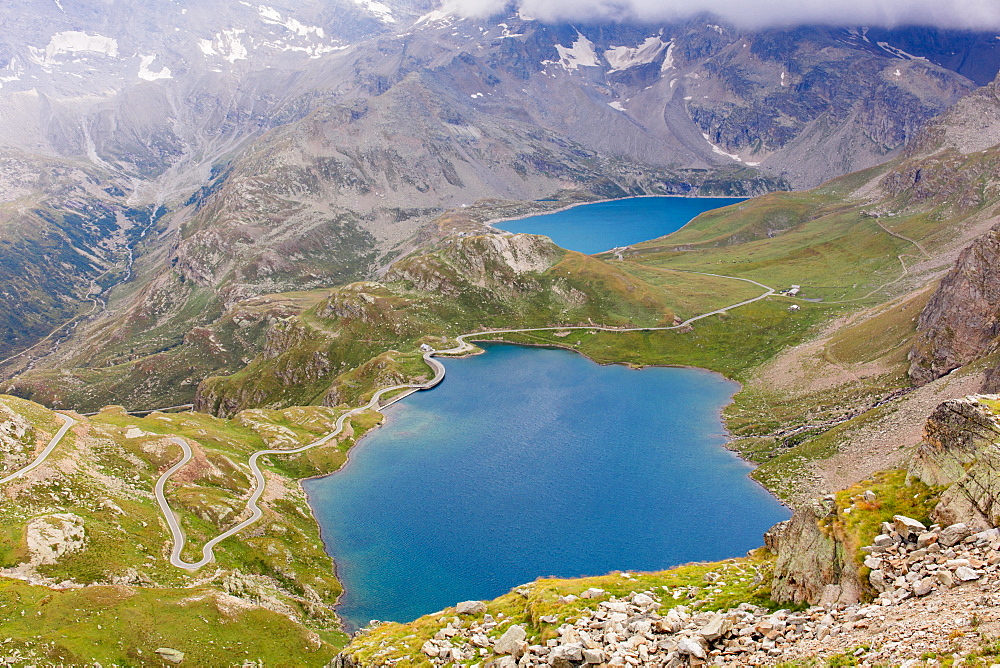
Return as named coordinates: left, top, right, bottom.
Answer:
left=304, top=344, right=789, bottom=631
left=494, top=196, right=746, bottom=255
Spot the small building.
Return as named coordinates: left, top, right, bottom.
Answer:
left=788, top=304, right=801, bottom=312
left=788, top=285, right=801, bottom=296
left=419, top=343, right=434, bottom=352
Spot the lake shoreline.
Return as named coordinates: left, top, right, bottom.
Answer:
left=306, top=341, right=789, bottom=631
left=484, top=193, right=746, bottom=233
left=486, top=194, right=747, bottom=255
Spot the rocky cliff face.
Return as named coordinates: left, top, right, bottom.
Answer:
left=910, top=396, right=1000, bottom=528
left=769, top=395, right=1000, bottom=608
left=908, top=223, right=1000, bottom=385
left=769, top=496, right=862, bottom=608
left=386, top=233, right=563, bottom=297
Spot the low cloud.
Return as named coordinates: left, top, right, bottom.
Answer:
left=443, top=0, right=1000, bottom=30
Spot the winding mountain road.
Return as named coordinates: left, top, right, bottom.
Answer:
left=0, top=414, right=76, bottom=485
left=156, top=274, right=776, bottom=570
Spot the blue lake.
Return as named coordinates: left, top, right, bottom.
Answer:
left=304, top=344, right=790, bottom=631
left=495, top=196, right=746, bottom=254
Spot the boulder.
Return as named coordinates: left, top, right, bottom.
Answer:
left=917, top=532, right=939, bottom=549
left=954, top=566, right=981, bottom=581
left=155, top=648, right=184, bottom=664
left=582, top=648, right=607, bottom=664
left=632, top=593, right=656, bottom=608
left=550, top=644, right=584, bottom=662
left=912, top=578, right=934, bottom=596
left=676, top=635, right=708, bottom=659
left=488, top=657, right=517, bottom=668
left=938, top=523, right=972, bottom=547
left=495, top=625, right=527, bottom=655
left=893, top=515, right=928, bottom=541
left=456, top=600, right=487, bottom=616
left=909, top=398, right=1000, bottom=527
left=698, top=613, right=733, bottom=641
left=869, top=569, right=890, bottom=593
left=579, top=588, right=605, bottom=599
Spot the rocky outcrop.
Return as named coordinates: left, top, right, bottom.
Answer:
left=0, top=402, right=33, bottom=473
left=982, top=364, right=1000, bottom=394
left=908, top=223, right=1000, bottom=385
left=353, top=543, right=1000, bottom=667
left=27, top=513, right=87, bottom=566
left=1, top=512, right=89, bottom=584
left=770, top=395, right=1000, bottom=608
left=387, top=233, right=562, bottom=298
left=910, top=395, right=1000, bottom=527
left=769, top=496, right=861, bottom=607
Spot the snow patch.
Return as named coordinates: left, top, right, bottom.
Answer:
left=660, top=41, right=676, bottom=71
left=0, top=56, right=24, bottom=89
left=604, top=37, right=668, bottom=73
left=608, top=101, right=626, bottom=111
left=702, top=132, right=743, bottom=162
left=258, top=5, right=327, bottom=36
left=198, top=39, right=217, bottom=57
left=496, top=23, right=524, bottom=39
left=354, top=0, right=396, bottom=23
left=706, top=24, right=724, bottom=34
left=198, top=30, right=249, bottom=63
left=416, top=9, right=453, bottom=25
left=29, top=31, right=118, bottom=67
left=137, top=54, right=172, bottom=81
left=548, top=32, right=599, bottom=71
left=470, top=92, right=483, bottom=98
left=877, top=42, right=927, bottom=61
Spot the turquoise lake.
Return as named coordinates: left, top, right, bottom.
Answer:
left=495, top=196, right=746, bottom=254
left=304, top=344, right=790, bottom=631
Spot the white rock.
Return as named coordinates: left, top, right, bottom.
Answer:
left=912, top=578, right=934, bottom=596
left=676, top=635, right=707, bottom=659
left=495, top=625, right=527, bottom=655
left=456, top=600, right=487, bottom=615
left=894, top=515, right=927, bottom=540
left=939, top=523, right=972, bottom=547
left=698, top=613, right=733, bottom=641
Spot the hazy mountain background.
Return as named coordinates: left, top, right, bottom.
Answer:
left=2, top=0, right=1000, bottom=390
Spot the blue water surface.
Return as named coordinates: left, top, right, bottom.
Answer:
left=304, top=344, right=789, bottom=631
left=495, top=196, right=746, bottom=254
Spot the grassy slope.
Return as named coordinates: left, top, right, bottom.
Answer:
left=0, top=394, right=398, bottom=660
left=196, top=240, right=774, bottom=415
left=0, top=580, right=335, bottom=667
